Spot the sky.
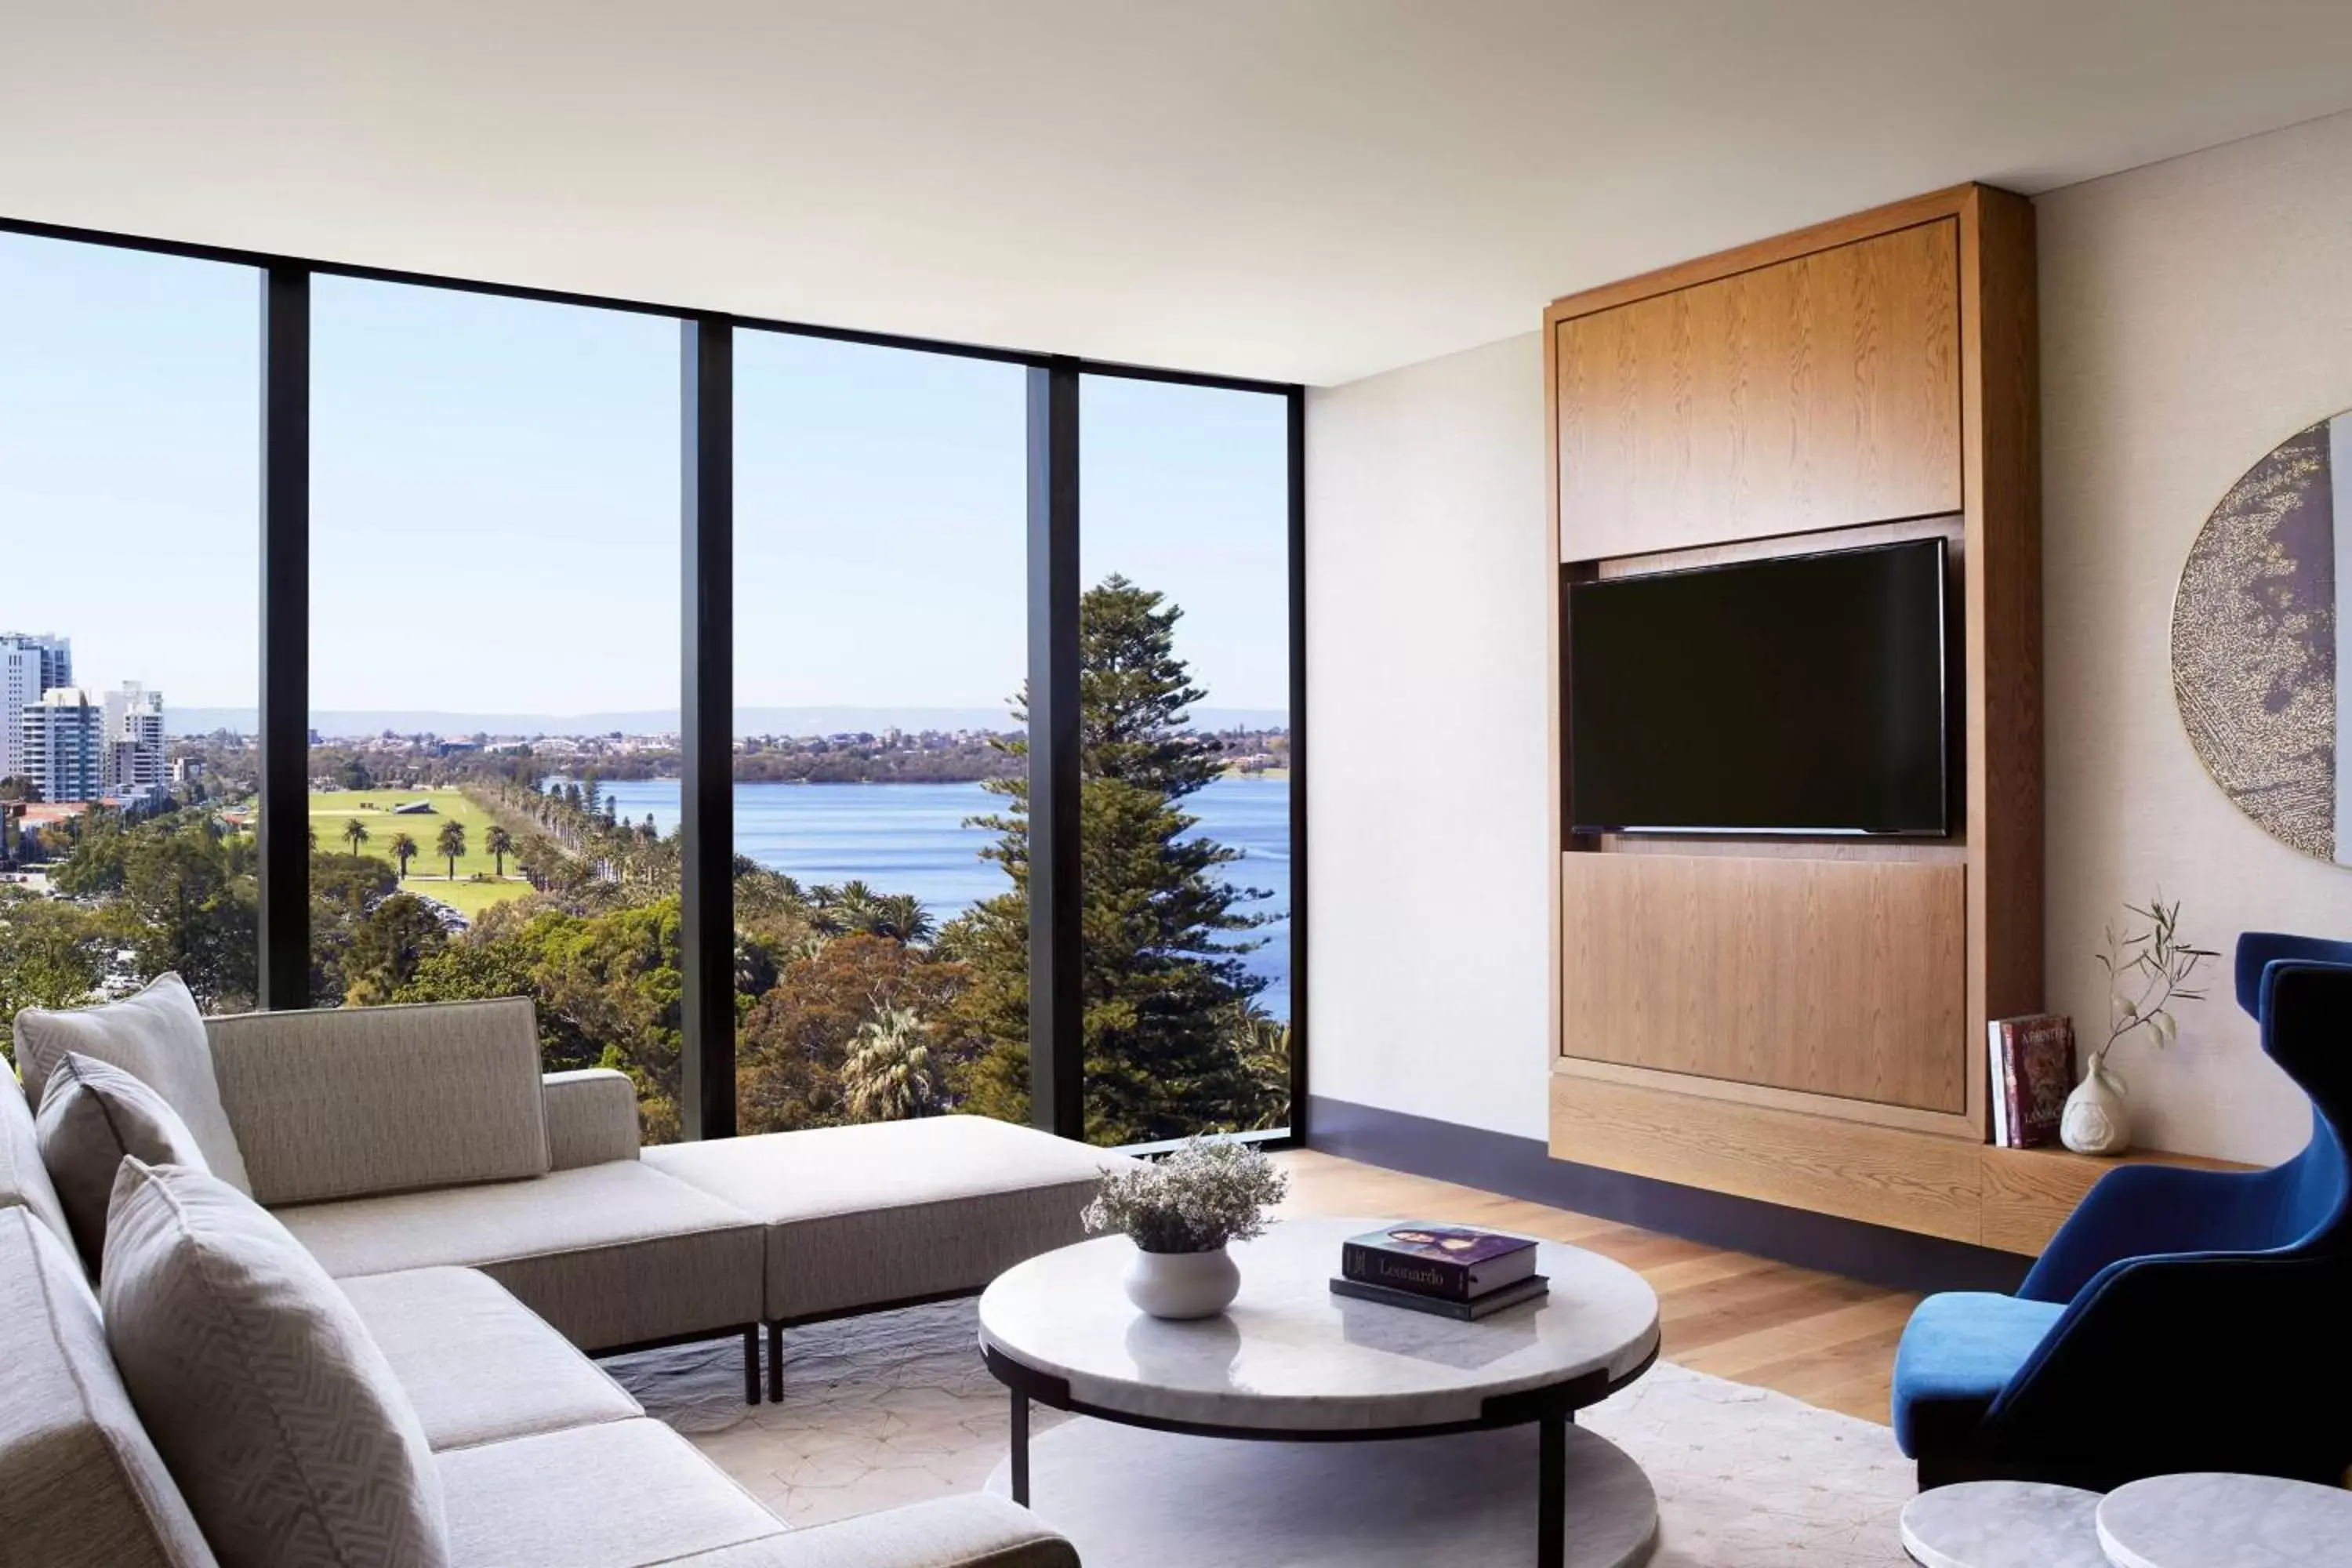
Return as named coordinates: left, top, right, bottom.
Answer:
left=0, top=230, right=1290, bottom=723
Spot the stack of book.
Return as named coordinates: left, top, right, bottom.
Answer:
left=1987, top=1014, right=2076, bottom=1149
left=1328, top=1223, right=1548, bottom=1321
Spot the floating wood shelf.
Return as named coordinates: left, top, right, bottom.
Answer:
left=1550, top=1073, right=2246, bottom=1256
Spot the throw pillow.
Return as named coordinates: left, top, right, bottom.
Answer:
left=103, top=1157, right=452, bottom=1568
left=35, top=1052, right=209, bottom=1275
left=12, top=972, right=252, bottom=1192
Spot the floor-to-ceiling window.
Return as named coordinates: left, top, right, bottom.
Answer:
left=308, top=279, right=686, bottom=1134
left=0, top=232, right=260, bottom=1050
left=1076, top=375, right=1294, bottom=1145
left=728, top=332, right=1032, bottom=1131
left=0, top=217, right=1304, bottom=1142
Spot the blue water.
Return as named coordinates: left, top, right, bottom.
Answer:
left=592, top=777, right=1293, bottom=1022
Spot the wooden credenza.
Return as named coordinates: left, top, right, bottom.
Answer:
left=1546, top=185, right=2060, bottom=1247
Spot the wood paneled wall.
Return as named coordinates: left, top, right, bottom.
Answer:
left=1559, top=853, right=1967, bottom=1114
left=1545, top=186, right=2048, bottom=1237
left=1555, top=220, right=1962, bottom=560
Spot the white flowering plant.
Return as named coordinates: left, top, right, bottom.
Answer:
left=1082, top=1137, right=1289, bottom=1254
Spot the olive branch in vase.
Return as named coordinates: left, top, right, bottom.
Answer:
left=2092, top=896, right=2218, bottom=1074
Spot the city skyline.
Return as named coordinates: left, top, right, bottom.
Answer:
left=0, top=633, right=170, bottom=804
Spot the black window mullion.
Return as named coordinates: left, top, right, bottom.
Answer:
left=681, top=316, right=736, bottom=1139
left=1026, top=358, right=1083, bottom=1139
left=257, top=263, right=310, bottom=1010
left=1284, top=385, right=1308, bottom=1144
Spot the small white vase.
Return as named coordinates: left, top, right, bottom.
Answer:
left=1123, top=1243, right=1240, bottom=1319
left=2060, top=1058, right=2132, bottom=1155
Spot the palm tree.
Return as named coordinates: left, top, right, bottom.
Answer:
left=342, top=818, right=369, bottom=862
left=840, top=1005, right=944, bottom=1123
left=388, top=831, right=419, bottom=881
left=869, top=894, right=935, bottom=946
left=436, top=820, right=466, bottom=881
left=485, top=824, right=514, bottom=878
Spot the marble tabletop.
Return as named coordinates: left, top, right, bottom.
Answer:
left=2096, top=1472, right=2352, bottom=1567
left=1898, top=1481, right=2107, bottom=1568
left=976, top=1217, right=1661, bottom=1433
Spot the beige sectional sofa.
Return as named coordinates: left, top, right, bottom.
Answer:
left=2, top=984, right=1113, bottom=1567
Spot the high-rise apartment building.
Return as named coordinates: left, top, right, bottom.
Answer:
left=105, top=681, right=167, bottom=796
left=0, top=633, right=72, bottom=782
left=20, top=687, right=105, bottom=804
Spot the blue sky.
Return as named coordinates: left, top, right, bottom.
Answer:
left=0, top=230, right=1289, bottom=721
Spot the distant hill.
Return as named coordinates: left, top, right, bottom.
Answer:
left=167, top=705, right=1288, bottom=739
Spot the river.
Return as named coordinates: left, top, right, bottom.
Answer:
left=591, top=777, right=1293, bottom=1022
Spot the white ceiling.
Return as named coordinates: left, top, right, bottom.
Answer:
left=6, top=1, right=2352, bottom=386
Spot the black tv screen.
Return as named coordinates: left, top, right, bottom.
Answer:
left=1567, top=539, right=1950, bottom=836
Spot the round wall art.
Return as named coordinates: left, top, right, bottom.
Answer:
left=2171, top=415, right=2346, bottom=866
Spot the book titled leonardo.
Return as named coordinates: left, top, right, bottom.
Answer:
left=1339, top=1224, right=1539, bottom=1301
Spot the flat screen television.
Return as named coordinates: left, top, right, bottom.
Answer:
left=1566, top=538, right=1950, bottom=836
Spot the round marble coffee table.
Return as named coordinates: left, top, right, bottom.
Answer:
left=2096, top=1472, right=2352, bottom=1566
left=1899, top=1481, right=2107, bottom=1567
left=977, top=1217, right=1661, bottom=1566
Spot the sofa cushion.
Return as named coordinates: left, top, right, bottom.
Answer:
left=340, top=1267, right=641, bottom=1450
left=274, top=1160, right=764, bottom=1350
left=0, top=1206, right=218, bottom=1568
left=206, top=997, right=550, bottom=1206
left=37, top=1052, right=211, bottom=1274
left=103, top=1158, right=452, bottom=1568
left=543, top=1067, right=642, bottom=1170
left=437, top=1418, right=782, bottom=1568
left=668, top=1495, right=1079, bottom=1568
left=642, top=1116, right=1121, bottom=1320
left=13, top=972, right=252, bottom=1192
left=1890, top=1290, right=2067, bottom=1457
left=2, top=1061, right=75, bottom=1254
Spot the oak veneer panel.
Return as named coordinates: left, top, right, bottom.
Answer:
left=1559, top=852, right=1967, bottom=1113
left=1958, top=186, right=2046, bottom=1062
left=1549, top=1074, right=1984, bottom=1243
left=1555, top=219, right=1962, bottom=561
left=1976, top=1144, right=2245, bottom=1256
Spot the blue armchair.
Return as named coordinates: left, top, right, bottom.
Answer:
left=1892, top=931, right=2352, bottom=1491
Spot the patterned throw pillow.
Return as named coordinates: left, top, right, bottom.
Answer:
left=102, top=1158, right=452, bottom=1568
left=34, top=1052, right=209, bottom=1276
left=13, top=972, right=252, bottom=1193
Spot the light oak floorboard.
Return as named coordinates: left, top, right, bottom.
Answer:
left=1274, top=1149, right=1917, bottom=1425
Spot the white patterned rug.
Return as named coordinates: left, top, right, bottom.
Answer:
left=604, top=1299, right=1915, bottom=1564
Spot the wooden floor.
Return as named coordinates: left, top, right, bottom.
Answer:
left=1272, top=1149, right=1915, bottom=1425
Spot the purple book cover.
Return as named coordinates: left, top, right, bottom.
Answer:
left=1341, top=1224, right=1537, bottom=1301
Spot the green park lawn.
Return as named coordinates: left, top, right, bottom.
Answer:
left=307, top=787, right=532, bottom=920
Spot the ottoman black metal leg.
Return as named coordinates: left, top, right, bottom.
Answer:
left=742, top=1326, right=760, bottom=1405
left=767, top=1322, right=785, bottom=1405
left=1010, top=1389, right=1031, bottom=1506
left=1538, top=1414, right=1566, bottom=1564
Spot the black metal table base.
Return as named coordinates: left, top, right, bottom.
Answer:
left=995, top=1341, right=1654, bottom=1568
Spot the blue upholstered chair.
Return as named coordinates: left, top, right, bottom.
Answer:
left=1892, top=931, right=2352, bottom=1492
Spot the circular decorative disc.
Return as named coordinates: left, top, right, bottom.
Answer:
left=2171, top=416, right=2345, bottom=865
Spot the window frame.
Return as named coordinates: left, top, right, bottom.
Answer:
left=0, top=212, right=1308, bottom=1149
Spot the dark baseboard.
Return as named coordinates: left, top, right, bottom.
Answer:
left=1305, top=1094, right=2030, bottom=1297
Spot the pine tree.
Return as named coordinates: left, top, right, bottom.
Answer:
left=945, top=575, right=1278, bottom=1143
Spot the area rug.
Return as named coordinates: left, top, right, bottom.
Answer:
left=604, top=1298, right=1916, bottom=1563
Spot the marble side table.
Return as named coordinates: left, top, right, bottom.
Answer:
left=977, top=1216, right=1662, bottom=1566
left=2097, top=1472, right=2352, bottom=1567
left=1898, top=1481, right=2106, bottom=1567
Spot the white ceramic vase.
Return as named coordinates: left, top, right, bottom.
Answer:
left=1123, top=1243, right=1240, bottom=1319
left=2060, top=1056, right=2132, bottom=1155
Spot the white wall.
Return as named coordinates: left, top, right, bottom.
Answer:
left=1308, top=108, right=2352, bottom=1161
left=2038, top=109, right=2352, bottom=1163
left=1306, top=332, right=1552, bottom=1140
